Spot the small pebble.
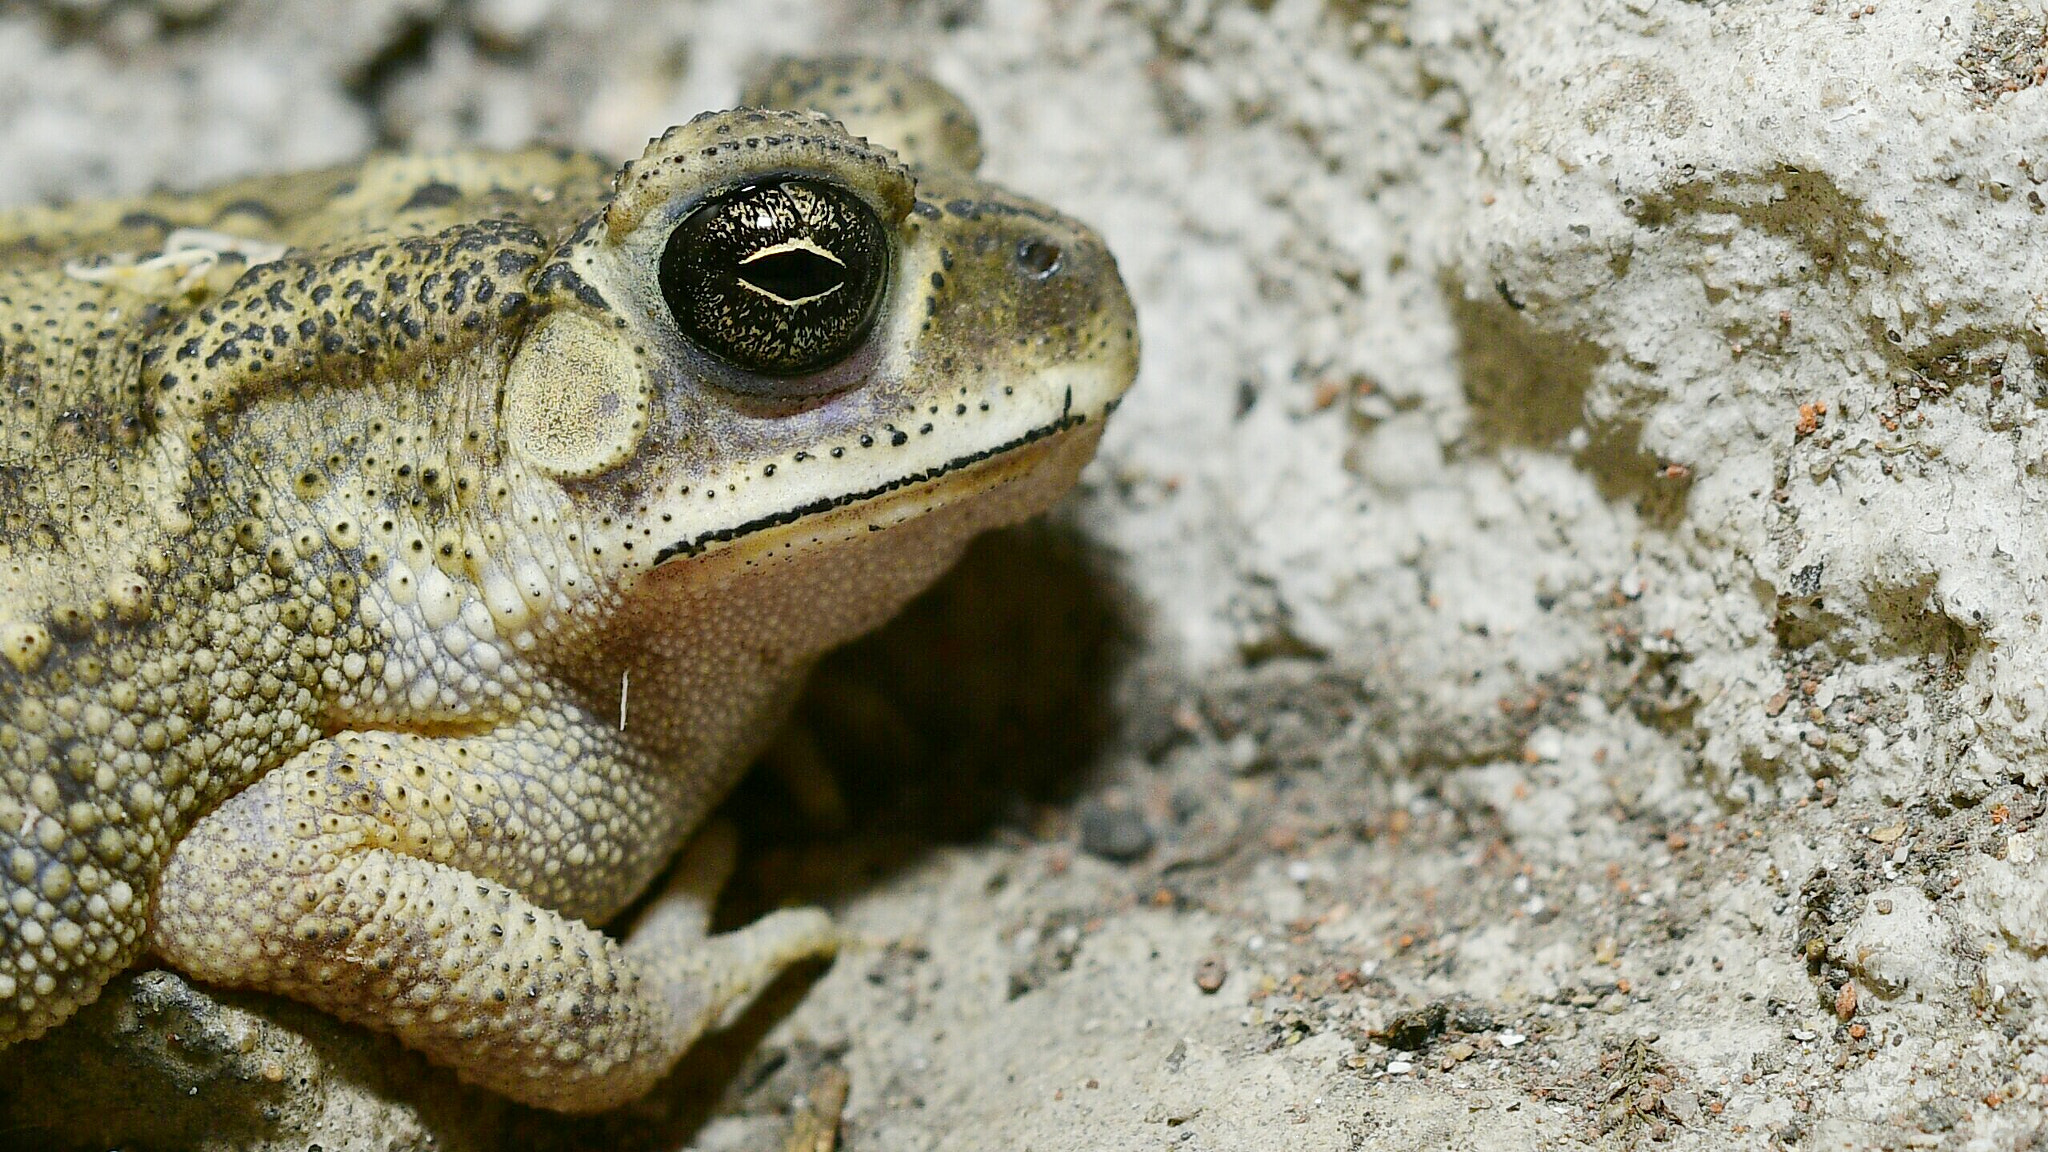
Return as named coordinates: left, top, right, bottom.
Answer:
left=1225, top=731, right=1263, bottom=774
left=1078, top=797, right=1155, bottom=862
left=1664, top=1090, right=1699, bottom=1124
left=1194, top=955, right=1228, bottom=993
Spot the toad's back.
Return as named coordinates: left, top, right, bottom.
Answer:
left=0, top=149, right=612, bottom=1042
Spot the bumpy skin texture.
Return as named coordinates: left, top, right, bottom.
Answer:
left=0, top=59, right=1136, bottom=1112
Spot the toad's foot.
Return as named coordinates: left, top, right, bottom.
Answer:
left=147, top=728, right=837, bottom=1113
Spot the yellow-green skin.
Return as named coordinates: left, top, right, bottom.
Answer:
left=0, top=59, right=1136, bottom=1112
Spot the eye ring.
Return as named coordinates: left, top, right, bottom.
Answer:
left=658, top=176, right=891, bottom=381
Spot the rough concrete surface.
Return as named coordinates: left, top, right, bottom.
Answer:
left=1, top=0, right=2044, bottom=1148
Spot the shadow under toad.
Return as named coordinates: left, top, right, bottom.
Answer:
left=523, top=521, right=1135, bottom=1151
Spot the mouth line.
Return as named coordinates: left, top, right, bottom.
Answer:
left=651, top=388, right=1085, bottom=564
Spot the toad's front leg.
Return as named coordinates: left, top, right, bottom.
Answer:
left=146, top=718, right=836, bottom=1113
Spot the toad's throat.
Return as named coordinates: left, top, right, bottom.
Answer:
left=652, top=393, right=1086, bottom=564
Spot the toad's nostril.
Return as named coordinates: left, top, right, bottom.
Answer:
left=1014, top=238, right=1062, bottom=280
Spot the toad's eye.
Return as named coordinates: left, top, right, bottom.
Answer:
left=658, top=177, right=890, bottom=380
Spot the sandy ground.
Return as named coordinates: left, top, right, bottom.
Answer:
left=3, top=1, right=2047, bottom=1148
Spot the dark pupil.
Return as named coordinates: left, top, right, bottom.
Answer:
left=739, top=248, right=844, bottom=304
left=658, top=177, right=888, bottom=379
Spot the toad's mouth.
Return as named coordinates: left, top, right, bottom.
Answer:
left=648, top=395, right=1099, bottom=566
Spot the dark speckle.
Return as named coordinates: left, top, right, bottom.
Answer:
left=214, top=198, right=283, bottom=226
left=535, top=263, right=608, bottom=310
left=118, top=211, right=175, bottom=233
left=400, top=182, right=463, bottom=212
